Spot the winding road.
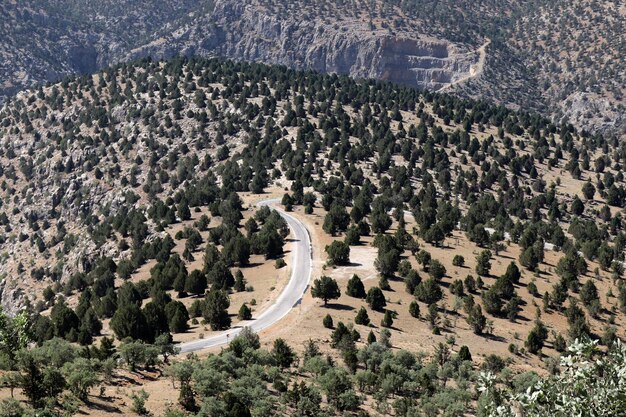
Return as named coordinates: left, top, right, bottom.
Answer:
left=178, top=199, right=312, bottom=353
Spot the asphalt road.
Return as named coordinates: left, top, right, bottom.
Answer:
left=178, top=199, right=312, bottom=353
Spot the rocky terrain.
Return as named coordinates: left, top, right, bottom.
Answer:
left=458, top=0, right=626, bottom=135
left=1, top=0, right=624, bottom=136
left=125, top=0, right=484, bottom=92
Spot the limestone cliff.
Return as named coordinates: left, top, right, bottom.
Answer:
left=124, top=0, right=481, bottom=91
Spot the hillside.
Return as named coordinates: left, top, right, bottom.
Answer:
left=1, top=0, right=624, bottom=136
left=0, top=57, right=625, bottom=415
left=459, top=0, right=626, bottom=134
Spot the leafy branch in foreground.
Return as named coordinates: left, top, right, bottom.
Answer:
left=478, top=338, right=626, bottom=417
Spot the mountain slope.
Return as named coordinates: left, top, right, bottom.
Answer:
left=1, top=55, right=626, bottom=416
left=1, top=0, right=624, bottom=135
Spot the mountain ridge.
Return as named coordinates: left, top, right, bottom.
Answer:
left=1, top=0, right=624, bottom=135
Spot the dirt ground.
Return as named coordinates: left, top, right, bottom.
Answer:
left=4, top=183, right=625, bottom=416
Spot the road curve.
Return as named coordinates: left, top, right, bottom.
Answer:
left=178, top=199, right=312, bottom=353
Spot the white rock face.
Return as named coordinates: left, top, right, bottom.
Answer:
left=124, top=0, right=482, bottom=92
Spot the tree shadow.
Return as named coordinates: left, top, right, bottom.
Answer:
left=483, top=333, right=507, bottom=343
left=513, top=314, right=531, bottom=323
left=243, top=261, right=264, bottom=268
left=333, top=262, right=363, bottom=267
left=497, top=253, right=515, bottom=260
left=383, top=325, right=403, bottom=333
left=84, top=398, right=121, bottom=414
left=324, top=303, right=355, bottom=311
left=111, top=374, right=141, bottom=387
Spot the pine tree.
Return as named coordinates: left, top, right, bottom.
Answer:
left=366, top=287, right=386, bottom=311
left=238, top=303, right=252, bottom=320
left=381, top=310, right=394, bottom=328
left=354, top=307, right=370, bottom=325
left=346, top=274, right=366, bottom=298
left=203, top=289, right=231, bottom=331
left=311, top=276, right=341, bottom=306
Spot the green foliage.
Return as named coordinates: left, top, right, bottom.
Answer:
left=233, top=270, right=246, bottom=292
left=206, top=261, right=235, bottom=290
left=311, top=276, right=341, bottom=306
left=381, top=310, right=394, bottom=328
left=520, top=245, right=541, bottom=272
left=238, top=303, right=252, bottom=320
left=415, top=279, right=443, bottom=305
left=375, top=245, right=401, bottom=278
left=119, top=340, right=159, bottom=372
left=185, top=269, right=207, bottom=296
left=355, top=307, right=370, bottom=326
left=416, top=250, right=432, bottom=270
left=467, top=304, right=487, bottom=335
left=323, top=203, right=350, bottom=235
left=203, top=288, right=231, bottom=331
left=272, top=338, right=296, bottom=369
left=475, top=250, right=492, bottom=276
left=61, top=358, right=98, bottom=400
left=525, top=321, right=548, bottom=354
left=346, top=274, right=366, bottom=299
left=130, top=389, right=150, bottom=415
left=479, top=339, right=626, bottom=417
left=366, top=287, right=386, bottom=311
left=0, top=308, right=30, bottom=369
left=404, top=269, right=422, bottom=295
left=429, top=259, right=447, bottom=280
left=325, top=240, right=350, bottom=265
left=50, top=299, right=80, bottom=340
left=110, top=304, right=151, bottom=342
left=458, top=345, right=472, bottom=362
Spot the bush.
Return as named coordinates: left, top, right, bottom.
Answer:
left=130, top=389, right=150, bottom=415
left=409, top=301, right=420, bottom=318
left=275, top=258, right=286, bottom=269
left=475, top=250, right=492, bottom=276
left=378, top=276, right=391, bottom=291
left=464, top=275, right=476, bottom=293
left=481, top=355, right=506, bottom=373
left=479, top=339, right=626, bottom=417
left=525, top=322, right=548, bottom=354
left=452, top=255, right=465, bottom=267
left=238, top=304, right=252, bottom=320
left=458, top=345, right=472, bottom=362
left=323, top=314, right=334, bottom=329
left=467, top=305, right=486, bottom=335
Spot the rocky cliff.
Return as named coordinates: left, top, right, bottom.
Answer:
left=1, top=0, right=623, bottom=138
left=124, top=0, right=481, bottom=92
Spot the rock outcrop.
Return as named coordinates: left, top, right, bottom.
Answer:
left=124, top=0, right=481, bottom=92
